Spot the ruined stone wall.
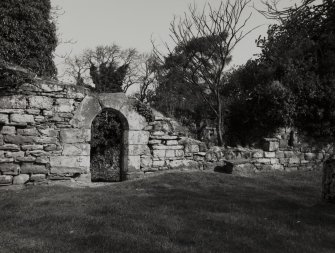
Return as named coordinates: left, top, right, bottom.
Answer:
left=0, top=78, right=328, bottom=186
left=0, top=80, right=91, bottom=185
left=140, top=116, right=328, bottom=175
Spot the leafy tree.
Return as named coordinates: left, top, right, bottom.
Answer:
left=226, top=0, right=335, bottom=145
left=257, top=0, right=335, bottom=138
left=154, top=0, right=257, bottom=146
left=0, top=0, right=57, bottom=77
left=65, top=44, right=140, bottom=92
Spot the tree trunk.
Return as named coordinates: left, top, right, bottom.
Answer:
left=216, top=99, right=224, bottom=146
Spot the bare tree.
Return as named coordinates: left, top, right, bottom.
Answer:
left=256, top=0, right=325, bottom=21
left=134, top=53, right=159, bottom=102
left=65, top=44, right=140, bottom=92
left=153, top=0, right=258, bottom=146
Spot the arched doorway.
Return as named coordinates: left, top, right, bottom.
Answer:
left=90, top=109, right=128, bottom=182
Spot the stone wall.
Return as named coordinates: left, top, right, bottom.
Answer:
left=0, top=78, right=329, bottom=186
left=0, top=79, right=150, bottom=185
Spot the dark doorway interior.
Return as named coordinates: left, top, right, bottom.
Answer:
left=90, top=109, right=123, bottom=182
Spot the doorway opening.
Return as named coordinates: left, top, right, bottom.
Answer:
left=90, top=109, right=125, bottom=182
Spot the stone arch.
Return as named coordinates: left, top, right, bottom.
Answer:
left=90, top=108, right=127, bottom=182
left=70, top=92, right=149, bottom=180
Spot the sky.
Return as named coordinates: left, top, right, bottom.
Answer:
left=51, top=0, right=303, bottom=81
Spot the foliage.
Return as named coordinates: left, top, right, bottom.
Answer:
left=153, top=0, right=255, bottom=145
left=65, top=44, right=143, bottom=93
left=91, top=110, right=123, bottom=182
left=0, top=0, right=57, bottom=77
left=0, top=61, right=34, bottom=93
left=225, top=0, right=335, bottom=145
left=132, top=99, right=154, bottom=122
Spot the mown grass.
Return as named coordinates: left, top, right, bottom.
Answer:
left=0, top=170, right=334, bottom=253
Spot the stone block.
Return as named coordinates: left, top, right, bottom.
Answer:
left=50, top=156, right=90, bottom=169
left=4, top=135, right=34, bottom=145
left=0, top=109, right=24, bottom=114
left=39, top=83, right=64, bottom=92
left=50, top=166, right=85, bottom=175
left=276, top=151, right=285, bottom=158
left=151, top=131, right=165, bottom=136
left=152, top=145, right=184, bottom=150
left=254, top=158, right=271, bottom=164
left=30, top=174, right=46, bottom=182
left=55, top=98, right=74, bottom=113
left=0, top=163, right=19, bottom=175
left=21, top=163, right=48, bottom=174
left=16, top=156, right=36, bottom=162
left=127, top=145, right=150, bottom=156
left=0, top=157, right=14, bottom=163
left=26, top=150, right=49, bottom=157
left=169, top=160, right=184, bottom=169
left=124, top=130, right=150, bottom=145
left=263, top=138, right=279, bottom=152
left=140, top=156, right=152, bottom=168
left=0, top=96, right=26, bottom=109
left=151, top=135, right=178, bottom=140
left=252, top=150, right=263, bottom=158
left=175, top=150, right=185, bottom=157
left=26, top=109, right=40, bottom=115
left=10, top=114, right=35, bottom=124
left=152, top=160, right=165, bottom=167
left=0, top=114, right=9, bottom=124
left=126, top=156, right=141, bottom=172
left=0, top=175, right=13, bottom=185
left=43, top=110, right=53, bottom=116
left=271, top=164, right=284, bottom=170
left=13, top=174, right=30, bottom=185
left=63, top=143, right=90, bottom=156
left=165, top=150, right=175, bottom=158
left=28, top=96, right=53, bottom=110
left=44, top=144, right=59, bottom=151
left=264, top=152, right=276, bottom=158
left=5, top=151, right=25, bottom=158
left=166, top=140, right=179, bottom=146
left=35, top=156, right=49, bottom=164
left=38, top=128, right=58, bottom=137
left=0, top=135, right=3, bottom=146
left=270, top=158, right=279, bottom=164
left=148, top=139, right=161, bottom=145
left=0, top=144, right=20, bottom=151
left=33, top=136, right=58, bottom=144
left=152, top=150, right=166, bottom=158
left=70, top=96, right=101, bottom=128
left=284, top=151, right=295, bottom=158
left=21, top=145, right=44, bottom=151
left=17, top=128, right=39, bottom=136
left=1, top=126, right=16, bottom=135
left=289, top=158, right=300, bottom=164
left=58, top=112, right=74, bottom=118
left=60, top=129, right=90, bottom=144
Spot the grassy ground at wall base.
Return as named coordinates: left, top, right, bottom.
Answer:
left=0, top=170, right=334, bottom=253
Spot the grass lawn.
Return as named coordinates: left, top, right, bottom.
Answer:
left=0, top=170, right=334, bottom=253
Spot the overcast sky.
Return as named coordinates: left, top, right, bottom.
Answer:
left=51, top=0, right=303, bottom=81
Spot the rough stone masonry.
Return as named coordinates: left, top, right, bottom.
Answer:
left=0, top=77, right=331, bottom=193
